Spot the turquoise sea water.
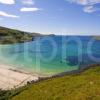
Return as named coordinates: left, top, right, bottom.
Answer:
left=0, top=36, right=100, bottom=76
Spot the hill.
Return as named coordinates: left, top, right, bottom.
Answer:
left=0, top=26, right=41, bottom=44
left=7, top=66, right=100, bottom=100
left=92, top=36, right=100, bottom=40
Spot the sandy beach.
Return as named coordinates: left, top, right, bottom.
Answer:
left=0, top=64, right=39, bottom=90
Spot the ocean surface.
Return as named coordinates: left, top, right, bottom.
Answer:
left=0, top=36, right=100, bottom=76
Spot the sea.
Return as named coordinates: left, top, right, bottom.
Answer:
left=0, top=36, right=100, bottom=76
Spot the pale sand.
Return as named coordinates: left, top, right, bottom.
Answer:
left=0, top=64, right=39, bottom=90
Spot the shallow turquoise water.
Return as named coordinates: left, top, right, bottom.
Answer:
left=0, top=36, right=100, bottom=75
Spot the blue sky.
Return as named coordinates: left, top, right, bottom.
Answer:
left=0, top=0, right=100, bottom=35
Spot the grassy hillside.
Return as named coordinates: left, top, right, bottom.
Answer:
left=93, top=36, right=100, bottom=40
left=0, top=26, right=41, bottom=44
left=9, top=66, right=100, bottom=100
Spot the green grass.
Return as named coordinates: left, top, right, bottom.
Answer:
left=10, top=66, right=100, bottom=100
left=0, top=26, right=41, bottom=44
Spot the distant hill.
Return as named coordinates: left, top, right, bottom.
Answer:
left=93, top=36, right=100, bottom=40
left=0, top=26, right=41, bottom=44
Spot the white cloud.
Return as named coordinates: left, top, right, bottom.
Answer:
left=20, top=7, right=41, bottom=12
left=66, top=0, right=100, bottom=13
left=66, top=0, right=88, bottom=5
left=66, top=0, right=100, bottom=5
left=22, top=0, right=34, bottom=5
left=83, top=6, right=95, bottom=13
left=0, top=0, right=15, bottom=4
left=0, top=11, right=19, bottom=18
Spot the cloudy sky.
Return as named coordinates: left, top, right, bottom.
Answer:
left=0, top=0, right=100, bottom=35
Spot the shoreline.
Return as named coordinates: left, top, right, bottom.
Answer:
left=32, top=63, right=100, bottom=84
left=51, top=63, right=100, bottom=78
left=0, top=63, right=100, bottom=90
left=0, top=64, right=39, bottom=90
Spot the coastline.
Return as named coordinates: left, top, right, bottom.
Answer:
left=52, top=63, right=100, bottom=78
left=0, top=63, right=100, bottom=90
left=0, top=64, right=39, bottom=90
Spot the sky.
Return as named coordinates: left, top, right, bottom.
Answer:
left=0, top=0, right=100, bottom=35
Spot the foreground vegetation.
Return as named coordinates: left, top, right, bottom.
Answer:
left=0, top=66, right=97, bottom=100
left=0, top=26, right=41, bottom=44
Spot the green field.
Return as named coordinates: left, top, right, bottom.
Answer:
left=0, top=26, right=41, bottom=44
left=9, top=66, right=100, bottom=100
